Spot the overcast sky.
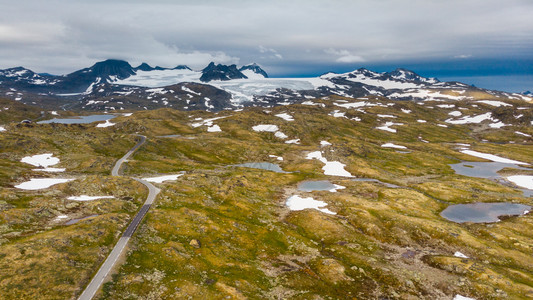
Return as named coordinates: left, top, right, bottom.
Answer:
left=1, top=0, right=532, bottom=83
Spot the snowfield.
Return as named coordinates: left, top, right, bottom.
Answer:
left=507, top=175, right=533, bottom=190
left=96, top=120, right=116, bottom=128
left=143, top=174, right=184, bottom=183
left=286, top=195, right=336, bottom=215
left=460, top=150, right=528, bottom=165
left=21, top=153, right=65, bottom=172
left=381, top=143, right=407, bottom=149
left=252, top=124, right=279, bottom=132
left=306, top=150, right=354, bottom=177
left=68, top=195, right=115, bottom=201
left=15, top=178, right=74, bottom=190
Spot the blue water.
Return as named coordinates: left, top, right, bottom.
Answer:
left=298, top=180, right=336, bottom=192
left=450, top=161, right=533, bottom=197
left=235, top=162, right=288, bottom=173
left=441, top=203, right=530, bottom=223
left=38, top=114, right=115, bottom=124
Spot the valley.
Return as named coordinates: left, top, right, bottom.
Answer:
left=0, top=77, right=532, bottom=299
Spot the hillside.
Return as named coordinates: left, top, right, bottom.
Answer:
left=0, top=93, right=532, bottom=299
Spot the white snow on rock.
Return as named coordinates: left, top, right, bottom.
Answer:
left=507, top=175, right=533, bottom=190
left=401, top=109, right=411, bottom=114
left=417, top=119, right=427, bottom=123
left=329, top=184, right=346, bottom=192
left=445, top=112, right=494, bottom=124
left=381, top=143, right=407, bottom=149
left=191, top=116, right=228, bottom=128
left=437, top=104, right=455, bottom=108
left=453, top=295, right=476, bottom=300
left=96, top=120, right=115, bottom=128
left=285, top=139, right=300, bottom=144
left=377, top=114, right=396, bottom=118
left=0, top=126, right=6, bottom=132
left=448, top=111, right=462, bottom=117
left=306, top=151, right=354, bottom=177
left=320, top=141, right=332, bottom=146
left=34, top=167, right=66, bottom=173
left=330, top=110, right=346, bottom=118
left=15, top=178, right=74, bottom=190
left=269, top=155, right=283, bottom=161
left=274, top=131, right=288, bottom=139
left=275, top=113, right=294, bottom=121
left=376, top=122, right=403, bottom=133
left=143, top=174, right=184, bottom=183
left=207, top=124, right=222, bottom=132
left=477, top=100, right=511, bottom=107
left=252, top=124, right=279, bottom=132
left=515, top=131, right=532, bottom=137
left=286, top=195, right=336, bottom=215
left=460, top=150, right=529, bottom=165
left=67, top=195, right=115, bottom=201
left=454, top=251, right=469, bottom=258
left=334, top=101, right=376, bottom=109
left=54, top=215, right=68, bottom=221
left=21, top=153, right=60, bottom=168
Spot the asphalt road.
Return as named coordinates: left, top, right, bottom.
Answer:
left=78, top=135, right=160, bottom=300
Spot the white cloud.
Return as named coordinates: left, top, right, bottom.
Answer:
left=454, top=54, right=473, bottom=59
left=325, top=48, right=365, bottom=63
left=0, top=0, right=532, bottom=74
left=259, top=45, right=283, bottom=59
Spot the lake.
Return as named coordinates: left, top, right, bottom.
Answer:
left=38, top=114, right=116, bottom=124
left=441, top=203, right=530, bottom=223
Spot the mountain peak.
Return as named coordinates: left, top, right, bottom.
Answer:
left=239, top=63, right=268, bottom=78
left=135, top=62, right=154, bottom=71
left=200, top=62, right=247, bottom=82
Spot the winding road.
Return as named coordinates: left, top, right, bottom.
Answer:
left=78, top=135, right=161, bottom=300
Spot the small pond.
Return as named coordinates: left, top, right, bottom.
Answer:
left=298, top=180, right=337, bottom=192
left=450, top=161, right=533, bottom=197
left=234, top=162, right=288, bottom=173
left=441, top=203, right=530, bottom=223
left=38, top=114, right=116, bottom=124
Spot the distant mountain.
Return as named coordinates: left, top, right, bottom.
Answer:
left=239, top=63, right=268, bottom=78
left=0, top=59, right=531, bottom=112
left=200, top=62, right=247, bottom=82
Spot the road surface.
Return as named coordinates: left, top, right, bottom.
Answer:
left=78, top=135, right=160, bottom=300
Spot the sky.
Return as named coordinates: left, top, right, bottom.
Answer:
left=1, top=0, right=532, bottom=91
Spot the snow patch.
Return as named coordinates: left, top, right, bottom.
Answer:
left=143, top=174, right=184, bottom=183
left=381, top=143, right=407, bottom=149
left=67, top=195, right=114, bottom=201
left=460, top=150, right=528, bottom=165
left=275, top=113, right=294, bottom=121
left=306, top=151, right=353, bottom=177
left=252, top=124, right=279, bottom=132
left=96, top=120, right=115, bottom=128
left=454, top=251, right=469, bottom=258
left=477, top=100, right=511, bottom=107
left=286, top=195, right=336, bottom=215
left=507, top=175, right=533, bottom=190
left=15, top=178, right=74, bottom=190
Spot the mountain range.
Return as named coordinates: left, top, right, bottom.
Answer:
left=0, top=59, right=531, bottom=111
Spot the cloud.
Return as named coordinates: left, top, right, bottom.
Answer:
left=454, top=54, right=473, bottom=59
left=0, top=0, right=532, bottom=75
left=325, top=48, right=365, bottom=63
left=259, top=46, right=283, bottom=60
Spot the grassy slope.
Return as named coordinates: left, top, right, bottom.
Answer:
left=0, top=95, right=532, bottom=299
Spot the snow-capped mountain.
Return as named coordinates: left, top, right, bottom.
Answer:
left=200, top=62, right=248, bottom=82
left=239, top=63, right=268, bottom=79
left=0, top=59, right=531, bottom=111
